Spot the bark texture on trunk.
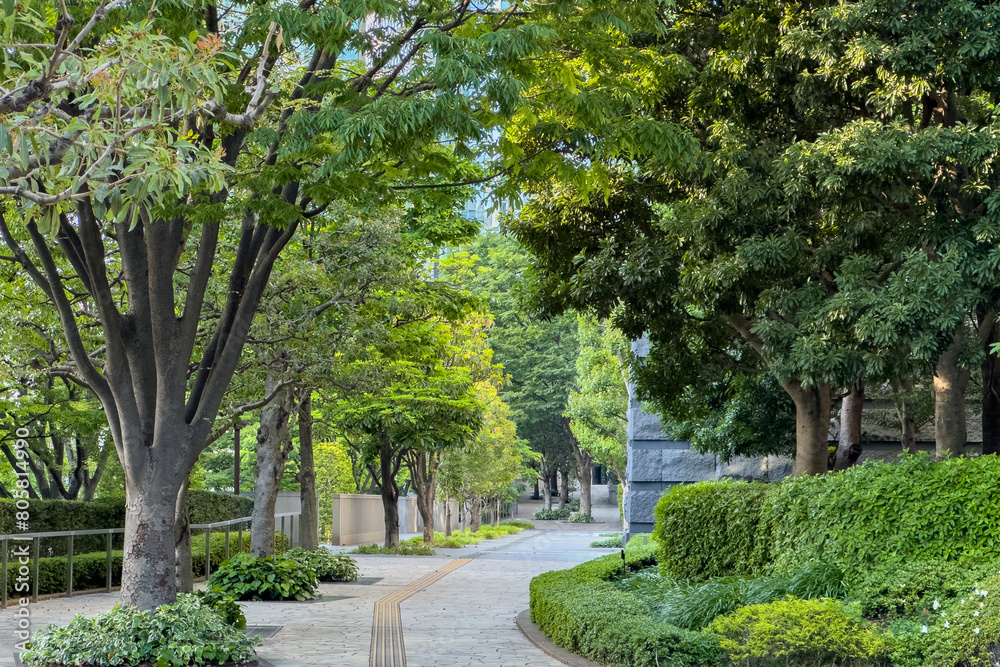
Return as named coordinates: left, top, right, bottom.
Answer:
left=406, top=450, right=439, bottom=544
left=934, top=329, right=970, bottom=460
left=834, top=381, right=864, bottom=471
left=783, top=380, right=832, bottom=477
left=559, top=468, right=569, bottom=508
left=566, top=416, right=593, bottom=516
left=174, top=480, right=193, bottom=594
left=540, top=461, right=553, bottom=510
left=983, top=322, right=1000, bottom=456
left=121, top=477, right=184, bottom=610
left=470, top=494, right=482, bottom=532
left=250, top=376, right=296, bottom=556
left=444, top=496, right=452, bottom=537
left=891, top=376, right=918, bottom=454
left=378, top=430, right=401, bottom=548
left=297, top=393, right=319, bottom=550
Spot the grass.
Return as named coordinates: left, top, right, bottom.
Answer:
left=590, top=535, right=624, bottom=548
left=349, top=544, right=435, bottom=556
left=401, top=522, right=529, bottom=549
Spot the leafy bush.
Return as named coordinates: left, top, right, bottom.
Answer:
left=206, top=553, right=319, bottom=601
left=708, top=598, right=891, bottom=667
left=400, top=524, right=526, bottom=549
left=285, top=547, right=358, bottom=582
left=660, top=578, right=751, bottom=631
left=21, top=595, right=259, bottom=667
left=787, top=561, right=850, bottom=600
left=534, top=507, right=572, bottom=520
left=192, top=588, right=246, bottom=629
left=530, top=552, right=722, bottom=667
left=567, top=498, right=581, bottom=511
left=351, top=544, right=434, bottom=555
left=653, top=479, right=776, bottom=579
left=568, top=512, right=594, bottom=523
left=504, top=520, right=535, bottom=529
left=766, top=454, right=1000, bottom=572
left=886, top=573, right=1000, bottom=667
left=850, top=558, right=1000, bottom=621
left=591, top=535, right=624, bottom=548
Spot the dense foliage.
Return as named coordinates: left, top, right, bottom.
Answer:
left=708, top=599, right=890, bottom=667
left=529, top=539, right=723, bottom=667
left=206, top=553, right=319, bottom=602
left=21, top=596, right=258, bottom=666
left=654, top=456, right=1000, bottom=579
left=653, top=480, right=776, bottom=579
left=285, top=548, right=358, bottom=583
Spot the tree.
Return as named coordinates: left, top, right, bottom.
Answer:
left=459, top=233, right=579, bottom=507
left=1, top=0, right=551, bottom=609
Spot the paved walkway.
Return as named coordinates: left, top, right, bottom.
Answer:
left=0, top=487, right=622, bottom=667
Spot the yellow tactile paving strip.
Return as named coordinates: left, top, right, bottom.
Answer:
left=369, top=558, right=472, bottom=667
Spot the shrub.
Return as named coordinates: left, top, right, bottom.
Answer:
left=534, top=507, right=572, bottom=520
left=503, top=520, right=535, bottom=529
left=206, top=552, right=319, bottom=601
left=591, top=535, right=624, bottom=548
left=192, top=588, right=246, bottom=629
left=886, top=573, right=1000, bottom=667
left=567, top=498, right=581, bottom=511
left=285, top=547, right=358, bottom=582
left=21, top=595, right=259, bottom=667
left=766, top=454, right=1000, bottom=572
left=787, top=561, right=850, bottom=600
left=530, top=552, right=722, bottom=667
left=708, top=598, right=891, bottom=666
left=850, top=558, right=1000, bottom=621
left=653, top=479, right=776, bottom=579
left=568, top=512, right=594, bottom=523
left=351, top=544, right=434, bottom=555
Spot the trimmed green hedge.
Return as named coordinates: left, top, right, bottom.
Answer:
left=653, top=454, right=1000, bottom=579
left=653, top=479, right=775, bottom=579
left=0, top=491, right=253, bottom=556
left=529, top=538, right=722, bottom=667
left=5, top=531, right=288, bottom=599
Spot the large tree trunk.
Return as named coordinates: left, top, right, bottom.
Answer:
left=250, top=377, right=296, bottom=556
left=470, top=494, right=482, bottom=532
left=540, top=461, right=553, bottom=511
left=982, top=322, right=1000, bottom=456
left=406, top=451, right=438, bottom=545
left=297, top=393, right=319, bottom=550
left=559, top=468, right=570, bottom=508
left=834, top=381, right=864, bottom=471
left=934, top=329, right=970, bottom=459
left=567, top=421, right=593, bottom=516
left=444, top=496, right=453, bottom=537
left=891, top=376, right=918, bottom=454
left=379, top=430, right=401, bottom=548
left=783, top=380, right=832, bottom=477
left=174, top=479, right=193, bottom=594
left=121, top=474, right=185, bottom=610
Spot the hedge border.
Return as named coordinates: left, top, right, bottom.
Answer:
left=528, top=538, right=722, bottom=667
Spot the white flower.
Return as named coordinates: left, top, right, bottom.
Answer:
left=922, top=625, right=928, bottom=634
left=945, top=621, right=951, bottom=629
left=976, top=628, right=981, bottom=635
left=934, top=600, right=941, bottom=610
left=941, top=612, right=946, bottom=617
left=975, top=611, right=980, bottom=617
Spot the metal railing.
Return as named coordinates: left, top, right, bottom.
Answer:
left=0, top=511, right=302, bottom=608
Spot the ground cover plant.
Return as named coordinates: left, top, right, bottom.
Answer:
left=590, top=534, right=623, bottom=548
left=351, top=544, right=436, bottom=555
left=285, top=548, right=358, bottom=582
left=533, top=507, right=572, bottom=520
left=20, top=595, right=259, bottom=666
left=206, top=553, right=319, bottom=601
left=568, top=512, right=594, bottom=523
left=401, top=523, right=527, bottom=549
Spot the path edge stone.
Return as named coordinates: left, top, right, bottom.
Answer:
left=514, top=610, right=605, bottom=667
